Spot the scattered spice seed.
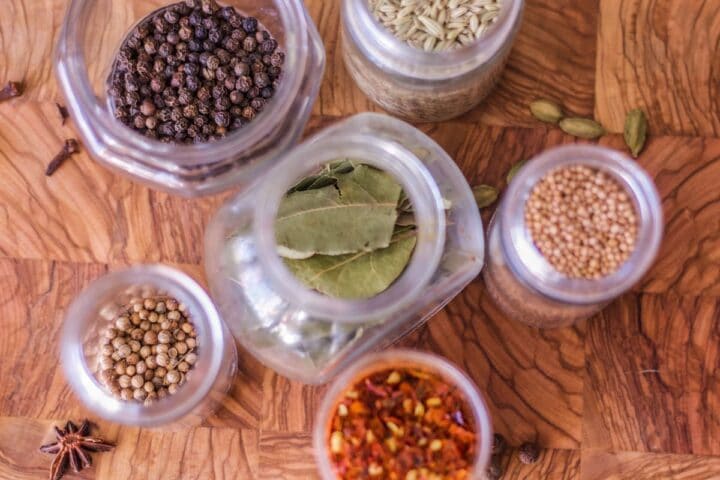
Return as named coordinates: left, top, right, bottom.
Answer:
left=506, top=159, right=527, bottom=184
left=108, top=0, right=283, bottom=144
left=46, top=139, right=80, bottom=176
left=529, top=99, right=563, bottom=124
left=486, top=454, right=503, bottom=479
left=56, top=103, right=70, bottom=125
left=524, top=165, right=638, bottom=279
left=558, top=117, right=605, bottom=139
left=624, top=108, right=647, bottom=158
left=327, top=367, right=477, bottom=479
left=472, top=184, right=498, bottom=209
left=97, top=296, right=198, bottom=405
left=491, top=433, right=506, bottom=455
left=369, top=0, right=503, bottom=52
left=0, top=81, right=23, bottom=103
left=518, top=442, right=540, bottom=464
left=39, top=419, right=115, bottom=480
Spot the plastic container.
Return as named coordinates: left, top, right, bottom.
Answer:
left=204, top=113, right=484, bottom=384
left=313, top=349, right=493, bottom=479
left=61, top=265, right=237, bottom=427
left=341, top=0, right=524, bottom=122
left=483, top=145, right=663, bottom=328
left=55, top=0, right=325, bottom=196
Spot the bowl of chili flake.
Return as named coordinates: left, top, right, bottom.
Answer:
left=313, top=349, right=493, bottom=479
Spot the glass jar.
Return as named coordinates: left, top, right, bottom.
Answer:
left=204, top=113, right=485, bottom=384
left=61, top=265, right=237, bottom=427
left=341, top=0, right=524, bottom=122
left=313, top=349, right=493, bottom=479
left=54, top=0, right=325, bottom=196
left=483, top=145, right=663, bottom=328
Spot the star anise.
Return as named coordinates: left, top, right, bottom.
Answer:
left=39, top=419, right=115, bottom=480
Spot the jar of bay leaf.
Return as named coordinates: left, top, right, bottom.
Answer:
left=61, top=266, right=237, bottom=427
left=483, top=145, right=663, bottom=328
left=341, top=0, right=524, bottom=122
left=204, top=113, right=485, bottom=384
left=54, top=0, right=324, bottom=196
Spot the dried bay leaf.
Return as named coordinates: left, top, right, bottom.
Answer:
left=276, top=165, right=402, bottom=258
left=284, top=230, right=417, bottom=299
left=395, top=212, right=416, bottom=227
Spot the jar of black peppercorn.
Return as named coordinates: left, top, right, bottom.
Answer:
left=55, top=0, right=325, bottom=196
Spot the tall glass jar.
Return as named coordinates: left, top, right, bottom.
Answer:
left=313, top=350, right=493, bottom=479
left=61, top=265, right=237, bottom=427
left=204, top=113, right=485, bottom=384
left=341, top=0, right=524, bottom=122
left=483, top=145, right=663, bottom=328
left=54, top=0, right=325, bottom=196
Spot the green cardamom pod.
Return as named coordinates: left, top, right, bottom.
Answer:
left=472, top=185, right=499, bottom=209
left=530, top=99, right=564, bottom=124
left=559, top=117, right=606, bottom=139
left=624, top=108, right=647, bottom=158
left=506, top=160, right=528, bottom=183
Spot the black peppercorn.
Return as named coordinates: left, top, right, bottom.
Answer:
left=224, top=37, right=240, bottom=53
left=259, top=38, right=278, bottom=54
left=202, top=39, right=215, bottom=52
left=189, top=10, right=202, bottom=26
left=183, top=104, right=199, bottom=118
left=166, top=31, right=180, bottom=45
left=183, top=62, right=200, bottom=76
left=230, top=28, right=246, bottom=42
left=174, top=117, right=190, bottom=133
left=219, top=6, right=234, bottom=20
left=486, top=455, right=503, bottom=480
left=133, top=114, right=146, bottom=129
left=153, top=58, right=166, bottom=74
left=251, top=61, right=265, bottom=74
left=158, top=108, right=173, bottom=122
left=211, top=84, right=227, bottom=99
left=229, top=90, right=244, bottom=105
left=206, top=55, right=220, bottom=70
left=153, top=15, right=169, bottom=34
left=242, top=17, right=258, bottom=34
left=215, top=48, right=231, bottom=65
left=230, top=105, right=243, bottom=117
left=208, top=28, right=222, bottom=44
left=518, top=443, right=540, bottom=464
left=145, top=116, right=158, bottom=130
left=170, top=71, right=186, bottom=88
left=179, top=25, right=193, bottom=41
left=201, top=124, right=215, bottom=136
left=261, top=86, right=274, bottom=98
left=114, top=106, right=129, bottom=120
left=243, top=36, right=257, bottom=52
left=234, top=62, right=250, bottom=77
left=203, top=17, right=219, bottom=31
left=170, top=107, right=183, bottom=122
left=187, top=124, right=199, bottom=138
left=231, top=117, right=246, bottom=129
left=224, top=77, right=236, bottom=91
left=202, top=67, right=215, bottom=81
left=144, top=38, right=158, bottom=55
left=158, top=42, right=174, bottom=58
left=166, top=54, right=180, bottom=67
left=228, top=13, right=242, bottom=29
left=153, top=32, right=165, bottom=43
left=185, top=0, right=199, bottom=9
left=213, top=111, right=230, bottom=127
left=262, top=54, right=273, bottom=66
left=250, top=97, right=265, bottom=111
left=177, top=88, right=193, bottom=105
left=268, top=66, right=281, bottom=79
left=193, top=115, right=206, bottom=127
left=247, top=86, right=260, bottom=99
left=124, top=75, right=140, bottom=92
left=198, top=101, right=211, bottom=115
left=253, top=72, right=270, bottom=89
left=201, top=0, right=218, bottom=15
left=176, top=42, right=189, bottom=58
left=236, top=75, right=252, bottom=93
left=215, top=96, right=230, bottom=111
left=139, top=84, right=152, bottom=97
left=125, top=91, right=140, bottom=106
left=247, top=52, right=261, bottom=63
left=216, top=66, right=230, bottom=81
left=153, top=94, right=166, bottom=109
left=164, top=9, right=180, bottom=24
left=194, top=25, right=207, bottom=40
left=140, top=99, right=156, bottom=116
left=150, top=77, right=165, bottom=93
left=186, top=75, right=200, bottom=91
left=188, top=39, right=202, bottom=52
left=255, top=30, right=269, bottom=43
left=241, top=106, right=256, bottom=120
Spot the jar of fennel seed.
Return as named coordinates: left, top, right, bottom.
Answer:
left=61, top=266, right=237, bottom=427
left=55, top=0, right=324, bottom=196
left=204, top=113, right=485, bottom=384
left=341, top=0, right=524, bottom=122
left=483, top=145, right=663, bottom=328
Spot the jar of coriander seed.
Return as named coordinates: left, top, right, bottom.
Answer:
left=55, top=0, right=325, bottom=196
left=483, top=145, right=663, bottom=328
left=204, top=113, right=485, bottom=384
left=341, top=0, right=524, bottom=122
left=61, top=265, right=237, bottom=427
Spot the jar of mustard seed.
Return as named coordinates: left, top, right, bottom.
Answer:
left=341, top=0, right=524, bottom=122
left=483, top=145, right=663, bottom=328
left=55, top=0, right=325, bottom=196
left=204, top=113, right=485, bottom=384
left=61, top=266, right=237, bottom=427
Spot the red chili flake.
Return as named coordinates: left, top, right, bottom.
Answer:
left=327, top=367, right=477, bottom=479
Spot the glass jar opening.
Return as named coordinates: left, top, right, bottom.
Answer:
left=343, top=0, right=524, bottom=80
left=253, top=133, right=447, bottom=324
left=61, top=265, right=226, bottom=427
left=501, top=145, right=663, bottom=305
left=313, top=350, right=493, bottom=480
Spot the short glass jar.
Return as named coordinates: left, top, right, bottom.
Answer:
left=341, top=0, right=524, bottom=122
left=204, top=113, right=485, bottom=384
left=55, top=0, right=325, bottom=196
left=483, top=145, right=663, bottom=328
left=313, top=349, right=493, bottom=479
left=61, top=265, right=237, bottom=427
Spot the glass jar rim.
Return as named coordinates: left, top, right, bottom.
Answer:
left=253, top=114, right=447, bottom=324
left=60, top=265, right=228, bottom=427
left=312, top=349, right=493, bottom=480
left=500, top=144, right=664, bottom=305
left=55, top=0, right=312, bottom=170
left=342, top=0, right=524, bottom=81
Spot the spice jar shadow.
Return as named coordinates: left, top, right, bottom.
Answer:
left=55, top=0, right=325, bottom=196
left=483, top=145, right=663, bottom=328
left=60, top=265, right=237, bottom=428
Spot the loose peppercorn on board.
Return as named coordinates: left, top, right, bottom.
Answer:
left=1, top=0, right=720, bottom=479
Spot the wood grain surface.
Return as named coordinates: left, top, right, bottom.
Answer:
left=1, top=0, right=720, bottom=479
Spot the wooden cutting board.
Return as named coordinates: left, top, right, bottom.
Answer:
left=1, top=0, right=720, bottom=478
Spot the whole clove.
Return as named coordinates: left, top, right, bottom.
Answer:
left=56, top=103, right=70, bottom=125
left=46, top=139, right=80, bottom=176
left=0, top=81, right=23, bottom=103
